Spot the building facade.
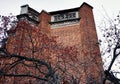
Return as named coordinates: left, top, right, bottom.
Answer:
left=38, top=2, right=104, bottom=83
left=2, top=2, right=104, bottom=84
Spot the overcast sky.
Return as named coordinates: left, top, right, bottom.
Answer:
left=0, top=0, right=120, bottom=15
left=0, top=0, right=119, bottom=20
left=0, top=0, right=120, bottom=26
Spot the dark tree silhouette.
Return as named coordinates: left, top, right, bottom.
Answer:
left=0, top=15, right=104, bottom=84
left=0, top=16, right=81, bottom=84
left=99, top=12, right=120, bottom=84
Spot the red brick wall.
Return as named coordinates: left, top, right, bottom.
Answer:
left=1, top=3, right=104, bottom=84
left=38, top=10, right=51, bottom=35
left=38, top=3, right=104, bottom=83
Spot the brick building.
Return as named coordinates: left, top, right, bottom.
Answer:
left=1, top=2, right=104, bottom=84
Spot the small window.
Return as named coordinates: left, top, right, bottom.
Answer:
left=52, top=11, right=79, bottom=22
left=50, top=11, right=80, bottom=28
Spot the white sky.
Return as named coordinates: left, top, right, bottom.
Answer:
left=0, top=0, right=119, bottom=15
left=0, top=0, right=120, bottom=27
left=0, top=0, right=120, bottom=22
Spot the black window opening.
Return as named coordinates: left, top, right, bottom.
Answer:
left=53, top=12, right=79, bottom=22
